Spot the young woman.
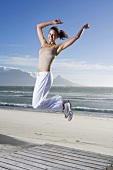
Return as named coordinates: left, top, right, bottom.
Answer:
left=32, top=19, right=89, bottom=121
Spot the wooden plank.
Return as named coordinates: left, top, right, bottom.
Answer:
left=0, top=144, right=113, bottom=170
left=44, top=143, right=113, bottom=160
left=9, top=153, right=79, bottom=170
left=10, top=150, right=103, bottom=170
left=0, top=166, right=10, bottom=170
left=0, top=161, right=26, bottom=170
left=25, top=144, right=112, bottom=169
left=27, top=145, right=112, bottom=166
left=8, top=153, right=84, bottom=170
left=46, top=143, right=113, bottom=159
left=40, top=143, right=113, bottom=164
left=0, top=157, right=44, bottom=170
left=23, top=148, right=107, bottom=169
left=32, top=144, right=113, bottom=170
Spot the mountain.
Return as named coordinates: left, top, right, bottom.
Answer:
left=0, top=67, right=80, bottom=86
left=53, top=75, right=80, bottom=86
left=0, top=67, right=35, bottom=86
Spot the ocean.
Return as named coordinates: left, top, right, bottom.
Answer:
left=0, top=86, right=113, bottom=118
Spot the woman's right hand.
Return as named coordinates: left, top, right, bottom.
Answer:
left=53, top=19, right=63, bottom=24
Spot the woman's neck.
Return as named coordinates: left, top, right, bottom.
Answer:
left=49, top=41, right=56, bottom=45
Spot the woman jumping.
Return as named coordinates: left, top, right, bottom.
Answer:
left=32, top=19, right=89, bottom=121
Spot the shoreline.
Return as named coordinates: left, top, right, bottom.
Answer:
left=0, top=108, right=113, bottom=156
left=1, top=106, right=113, bottom=119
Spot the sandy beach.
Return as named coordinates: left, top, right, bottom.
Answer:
left=0, top=108, right=113, bottom=157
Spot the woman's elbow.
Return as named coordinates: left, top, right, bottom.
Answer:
left=75, top=35, right=80, bottom=40
left=37, top=24, right=40, bottom=28
left=37, top=23, right=42, bottom=29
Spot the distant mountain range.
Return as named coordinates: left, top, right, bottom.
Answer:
left=53, top=75, right=79, bottom=86
left=0, top=67, right=80, bottom=86
left=0, top=67, right=35, bottom=86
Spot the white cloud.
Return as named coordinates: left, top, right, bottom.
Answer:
left=52, top=59, right=113, bottom=86
left=64, top=73, right=113, bottom=87
left=0, top=55, right=113, bottom=86
left=0, top=55, right=38, bottom=67
left=53, top=59, right=113, bottom=71
left=0, top=55, right=113, bottom=72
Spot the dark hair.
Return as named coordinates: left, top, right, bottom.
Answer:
left=49, top=26, right=68, bottom=40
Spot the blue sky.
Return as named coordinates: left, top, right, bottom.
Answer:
left=0, top=0, right=113, bottom=86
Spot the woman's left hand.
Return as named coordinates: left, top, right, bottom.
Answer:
left=84, top=23, right=90, bottom=29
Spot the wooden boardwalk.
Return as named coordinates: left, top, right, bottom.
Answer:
left=0, top=143, right=113, bottom=170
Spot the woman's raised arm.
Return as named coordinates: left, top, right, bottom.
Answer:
left=37, top=19, right=63, bottom=46
left=57, top=23, right=89, bottom=55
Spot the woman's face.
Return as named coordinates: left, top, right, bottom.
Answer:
left=48, top=29, right=58, bottom=44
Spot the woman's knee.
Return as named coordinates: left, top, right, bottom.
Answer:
left=32, top=100, right=41, bottom=109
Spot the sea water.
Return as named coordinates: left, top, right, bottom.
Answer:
left=0, top=86, right=113, bottom=118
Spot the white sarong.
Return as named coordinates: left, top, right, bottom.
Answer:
left=32, top=72, right=63, bottom=112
